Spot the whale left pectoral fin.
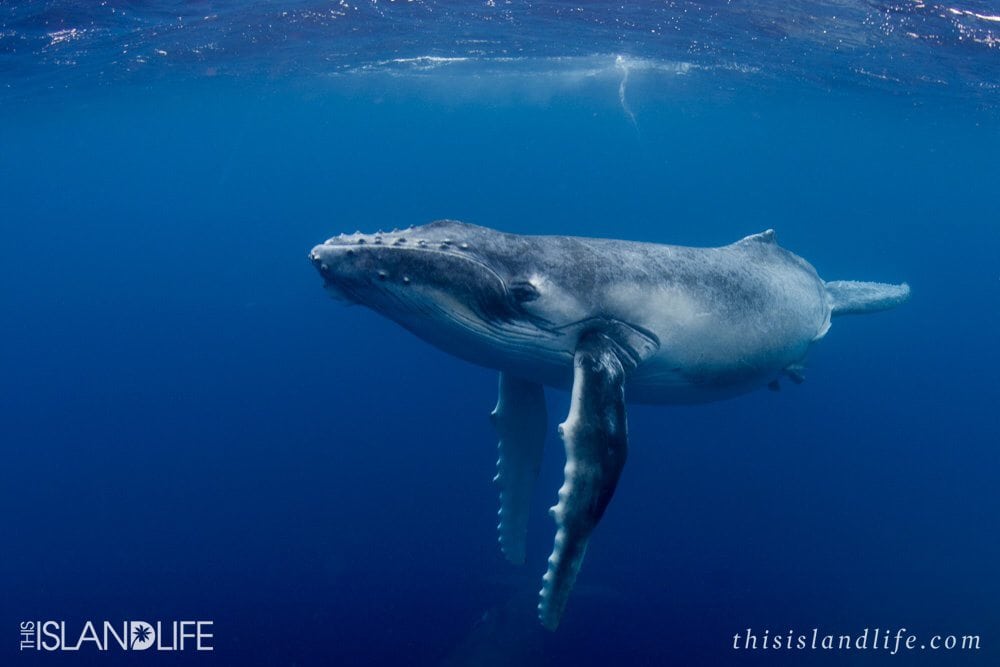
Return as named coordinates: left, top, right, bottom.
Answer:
left=491, top=373, right=548, bottom=565
left=784, top=363, right=805, bottom=384
left=538, top=329, right=646, bottom=630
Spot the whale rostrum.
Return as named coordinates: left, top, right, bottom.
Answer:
left=310, top=220, right=910, bottom=629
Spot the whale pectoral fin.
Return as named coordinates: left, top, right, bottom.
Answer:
left=784, top=363, right=806, bottom=384
left=538, top=331, right=631, bottom=630
left=491, top=373, right=547, bottom=565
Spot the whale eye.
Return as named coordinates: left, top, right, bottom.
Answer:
left=509, top=280, right=540, bottom=303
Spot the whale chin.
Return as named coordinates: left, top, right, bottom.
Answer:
left=322, top=281, right=353, bottom=303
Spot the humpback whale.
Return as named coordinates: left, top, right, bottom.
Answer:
left=309, top=220, right=909, bottom=629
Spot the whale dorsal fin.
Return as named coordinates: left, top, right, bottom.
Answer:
left=735, top=229, right=777, bottom=245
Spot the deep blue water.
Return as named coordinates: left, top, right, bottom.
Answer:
left=2, top=2, right=999, bottom=666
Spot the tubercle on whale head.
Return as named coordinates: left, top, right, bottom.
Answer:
left=316, top=220, right=482, bottom=250
left=308, top=220, right=534, bottom=334
left=309, top=220, right=592, bottom=363
left=309, top=221, right=489, bottom=296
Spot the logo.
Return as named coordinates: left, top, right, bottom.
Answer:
left=19, top=620, right=213, bottom=652
left=130, top=623, right=155, bottom=651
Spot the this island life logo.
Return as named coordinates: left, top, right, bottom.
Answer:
left=19, top=620, right=213, bottom=652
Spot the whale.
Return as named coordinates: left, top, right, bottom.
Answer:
left=309, top=219, right=909, bottom=629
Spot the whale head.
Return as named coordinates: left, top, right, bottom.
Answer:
left=310, top=220, right=582, bottom=371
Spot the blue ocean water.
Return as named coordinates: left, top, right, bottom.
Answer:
left=2, top=2, right=998, bottom=665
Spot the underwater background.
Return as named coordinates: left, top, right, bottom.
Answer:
left=2, top=1, right=998, bottom=665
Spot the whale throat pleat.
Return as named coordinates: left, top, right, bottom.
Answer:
left=538, top=331, right=630, bottom=630
left=491, top=373, right=547, bottom=565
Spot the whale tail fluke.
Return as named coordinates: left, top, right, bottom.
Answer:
left=825, top=280, right=910, bottom=316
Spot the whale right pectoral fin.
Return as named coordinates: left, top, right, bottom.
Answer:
left=538, top=330, right=637, bottom=630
